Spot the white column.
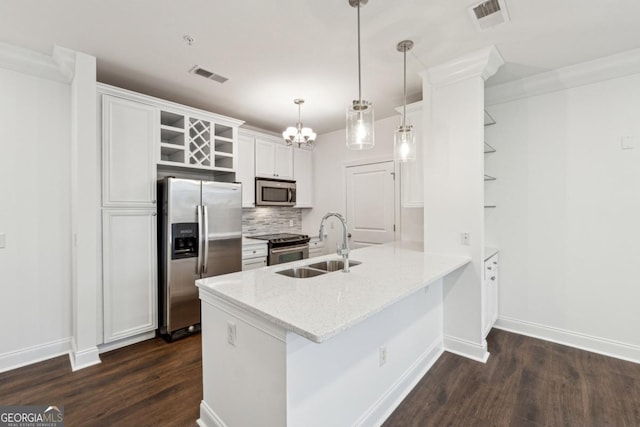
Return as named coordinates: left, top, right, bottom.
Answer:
left=420, top=46, right=504, bottom=362
left=59, top=46, right=101, bottom=370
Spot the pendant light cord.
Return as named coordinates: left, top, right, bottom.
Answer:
left=402, top=49, right=407, bottom=128
left=357, top=1, right=362, bottom=103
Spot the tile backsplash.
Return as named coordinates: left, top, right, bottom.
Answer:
left=242, top=207, right=302, bottom=236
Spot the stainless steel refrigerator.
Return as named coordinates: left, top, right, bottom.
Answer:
left=157, top=177, right=242, bottom=340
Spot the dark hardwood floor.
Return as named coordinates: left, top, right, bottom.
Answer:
left=1, top=330, right=639, bottom=426
left=384, top=330, right=640, bottom=427
left=0, top=334, right=202, bottom=426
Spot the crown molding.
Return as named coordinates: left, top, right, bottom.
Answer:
left=420, top=45, right=504, bottom=87
left=0, top=42, right=75, bottom=83
left=485, top=48, right=640, bottom=106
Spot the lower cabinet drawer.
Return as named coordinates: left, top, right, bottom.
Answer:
left=309, top=249, right=324, bottom=259
left=242, top=257, right=267, bottom=271
left=243, top=246, right=268, bottom=259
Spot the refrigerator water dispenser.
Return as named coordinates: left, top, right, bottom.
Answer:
left=171, top=223, right=198, bottom=259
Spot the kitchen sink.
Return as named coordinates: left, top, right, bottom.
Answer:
left=276, top=259, right=362, bottom=278
left=276, top=267, right=327, bottom=278
left=307, top=259, right=361, bottom=272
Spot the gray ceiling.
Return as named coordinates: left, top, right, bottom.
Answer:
left=2, top=0, right=640, bottom=134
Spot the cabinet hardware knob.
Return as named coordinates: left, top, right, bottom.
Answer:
left=252, top=250, right=256, bottom=254
left=491, top=276, right=496, bottom=280
left=152, top=200, right=157, bottom=204
left=487, top=266, right=492, bottom=270
left=152, top=212, right=157, bottom=216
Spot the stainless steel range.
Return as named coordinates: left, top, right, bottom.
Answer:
left=249, top=233, right=310, bottom=266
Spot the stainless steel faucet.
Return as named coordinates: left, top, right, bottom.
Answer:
left=318, top=212, right=350, bottom=272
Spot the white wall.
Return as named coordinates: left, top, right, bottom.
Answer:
left=301, top=115, right=424, bottom=251
left=486, top=71, right=640, bottom=361
left=0, top=67, right=72, bottom=370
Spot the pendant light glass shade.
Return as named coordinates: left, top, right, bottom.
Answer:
left=394, top=124, right=415, bottom=162
left=394, top=39, right=415, bottom=162
left=346, top=100, right=374, bottom=149
left=346, top=0, right=374, bottom=150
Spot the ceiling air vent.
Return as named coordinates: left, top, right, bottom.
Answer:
left=468, top=0, right=510, bottom=31
left=189, top=65, right=228, bottom=83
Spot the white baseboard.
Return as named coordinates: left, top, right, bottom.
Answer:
left=197, top=400, right=227, bottom=427
left=495, top=316, right=640, bottom=364
left=355, top=340, right=444, bottom=427
left=0, top=338, right=72, bottom=373
left=69, top=340, right=101, bottom=372
left=444, top=335, right=489, bottom=363
left=98, top=330, right=156, bottom=354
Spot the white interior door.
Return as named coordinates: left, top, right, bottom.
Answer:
left=346, top=161, right=396, bottom=247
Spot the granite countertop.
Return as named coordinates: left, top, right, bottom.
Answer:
left=196, top=241, right=470, bottom=343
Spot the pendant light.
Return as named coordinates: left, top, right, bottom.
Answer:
left=282, top=98, right=316, bottom=147
left=346, top=0, right=374, bottom=150
left=394, top=40, right=416, bottom=162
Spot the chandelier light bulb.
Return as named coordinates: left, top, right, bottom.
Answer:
left=283, top=99, right=316, bottom=147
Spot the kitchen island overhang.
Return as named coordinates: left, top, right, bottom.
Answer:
left=196, top=241, right=470, bottom=427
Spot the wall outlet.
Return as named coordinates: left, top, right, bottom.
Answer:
left=289, top=219, right=294, bottom=227
left=461, top=232, right=470, bottom=246
left=227, top=321, right=236, bottom=347
left=379, top=345, right=387, bottom=366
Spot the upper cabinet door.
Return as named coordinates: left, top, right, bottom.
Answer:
left=293, top=147, right=313, bottom=208
left=274, top=144, right=293, bottom=179
left=102, top=95, right=157, bottom=207
left=254, top=137, right=293, bottom=179
left=255, top=138, right=277, bottom=178
left=237, top=134, right=256, bottom=207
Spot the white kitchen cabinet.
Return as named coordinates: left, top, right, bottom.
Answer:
left=395, top=101, right=424, bottom=208
left=158, top=108, right=240, bottom=172
left=242, top=239, right=268, bottom=271
left=102, top=209, right=157, bottom=343
left=308, top=237, right=325, bottom=258
left=483, top=252, right=499, bottom=337
left=255, top=137, right=293, bottom=179
left=102, top=95, right=157, bottom=208
left=237, top=133, right=256, bottom=207
left=293, top=147, right=313, bottom=208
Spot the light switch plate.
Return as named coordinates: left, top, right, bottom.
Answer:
left=621, top=136, right=635, bottom=150
left=0, top=233, right=5, bottom=249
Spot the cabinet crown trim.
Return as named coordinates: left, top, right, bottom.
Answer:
left=97, top=83, right=244, bottom=126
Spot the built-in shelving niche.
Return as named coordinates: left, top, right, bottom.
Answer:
left=484, top=111, right=497, bottom=209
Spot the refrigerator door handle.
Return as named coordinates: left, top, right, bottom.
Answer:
left=203, top=205, right=209, bottom=274
left=196, top=205, right=203, bottom=274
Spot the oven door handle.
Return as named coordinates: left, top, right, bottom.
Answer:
left=270, top=244, right=309, bottom=254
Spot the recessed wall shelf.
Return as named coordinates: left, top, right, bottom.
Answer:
left=484, top=110, right=496, bottom=127
left=484, top=110, right=497, bottom=209
left=484, top=142, right=496, bottom=153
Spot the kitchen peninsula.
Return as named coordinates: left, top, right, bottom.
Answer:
left=196, top=241, right=470, bottom=427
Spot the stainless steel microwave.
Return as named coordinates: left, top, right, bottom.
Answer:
left=255, top=178, right=296, bottom=206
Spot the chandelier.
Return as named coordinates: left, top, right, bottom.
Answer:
left=282, top=98, right=316, bottom=147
